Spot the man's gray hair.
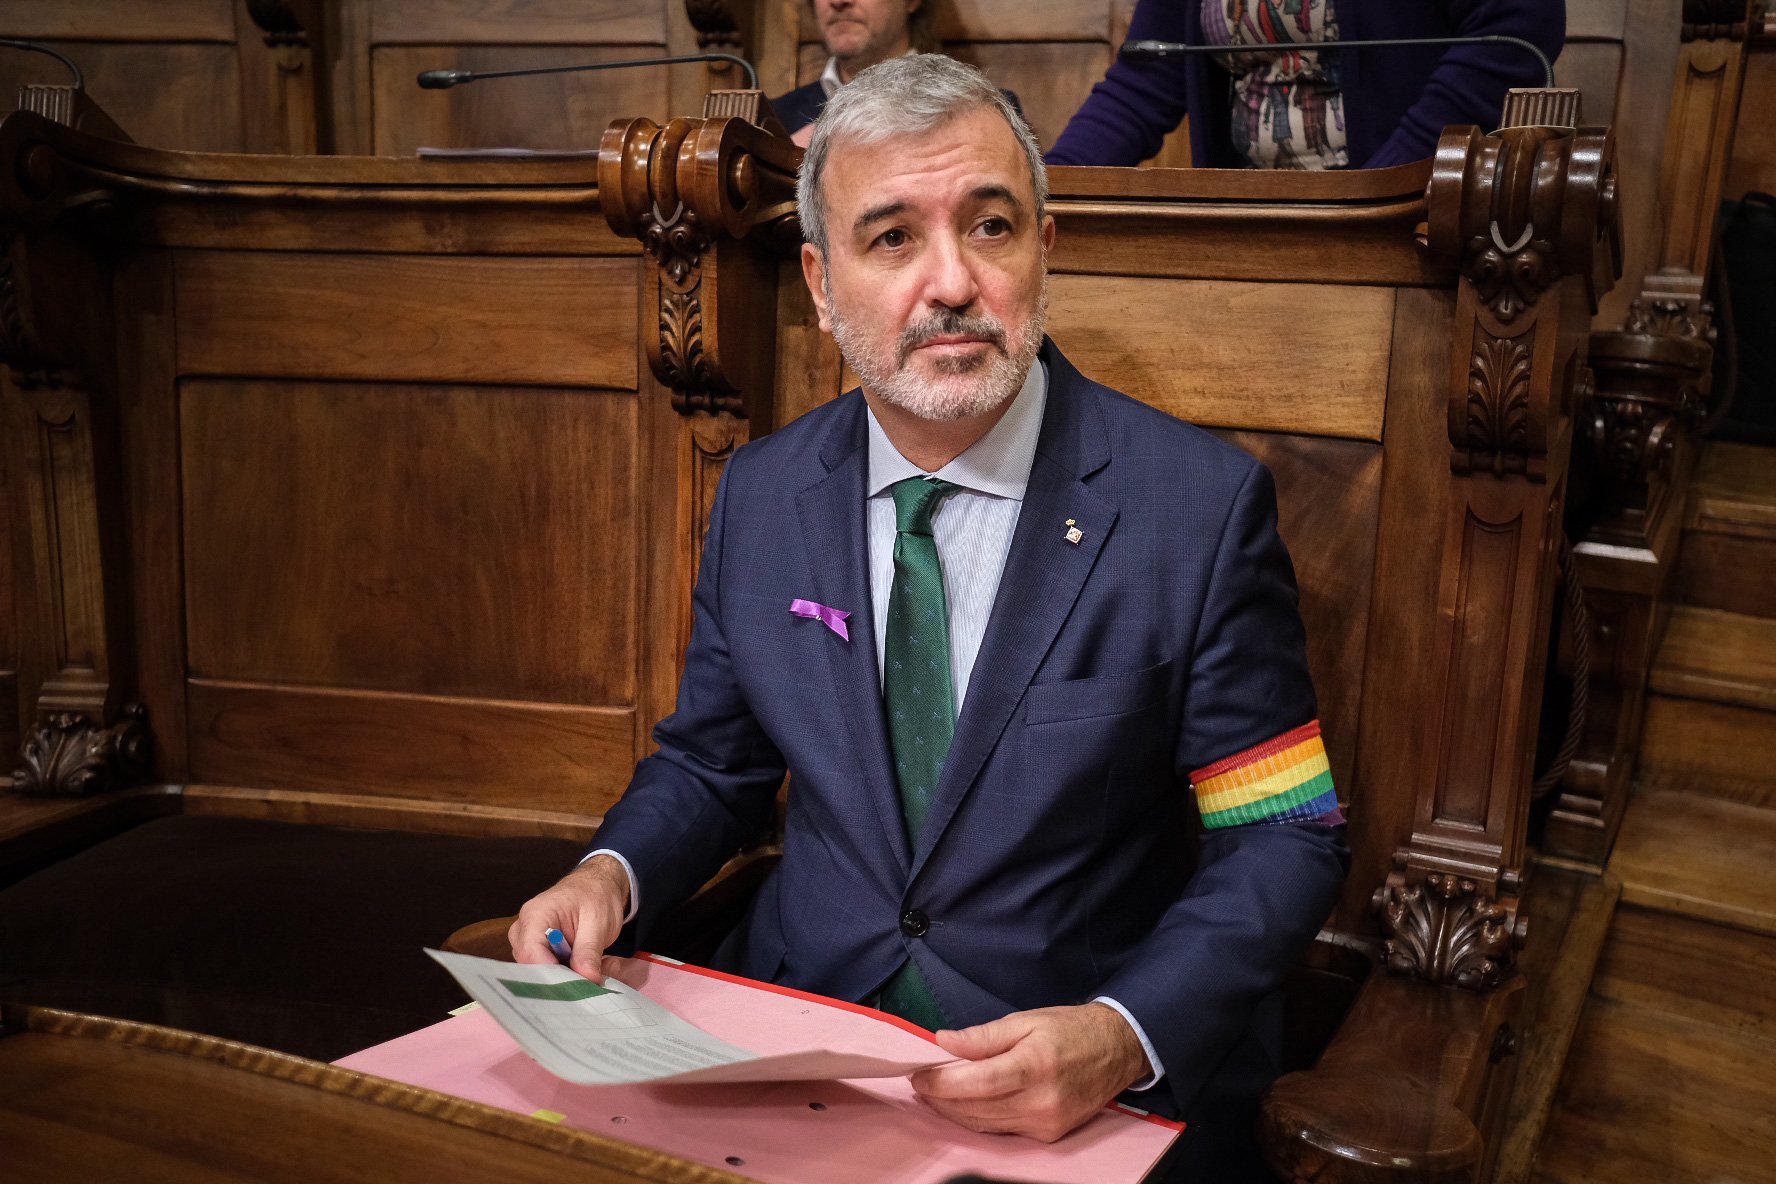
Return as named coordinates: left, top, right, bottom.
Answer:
left=796, top=54, right=1048, bottom=256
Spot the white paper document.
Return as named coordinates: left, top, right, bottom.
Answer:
left=426, top=949, right=954, bottom=1086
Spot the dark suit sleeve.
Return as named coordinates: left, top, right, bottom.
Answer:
left=1363, top=0, right=1566, bottom=168
left=1045, top=0, right=1192, bottom=166
left=1096, top=460, right=1347, bottom=1117
left=584, top=459, right=788, bottom=940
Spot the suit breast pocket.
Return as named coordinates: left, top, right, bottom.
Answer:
left=1023, top=659, right=1174, bottom=726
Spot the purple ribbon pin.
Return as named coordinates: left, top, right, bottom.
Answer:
left=789, top=598, right=850, bottom=642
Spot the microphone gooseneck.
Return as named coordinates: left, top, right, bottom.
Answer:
left=1121, top=35, right=1555, bottom=90
left=415, top=52, right=759, bottom=93
left=0, top=39, right=86, bottom=90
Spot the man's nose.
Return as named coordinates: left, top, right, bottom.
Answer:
left=920, top=235, right=979, bottom=312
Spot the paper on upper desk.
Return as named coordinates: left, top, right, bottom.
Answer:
left=425, top=950, right=953, bottom=1086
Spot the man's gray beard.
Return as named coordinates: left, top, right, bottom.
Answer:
left=827, top=277, right=1049, bottom=423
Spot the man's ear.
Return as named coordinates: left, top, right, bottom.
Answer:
left=802, top=242, right=833, bottom=333
left=1040, top=212, right=1057, bottom=253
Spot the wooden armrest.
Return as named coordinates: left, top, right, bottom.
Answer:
left=440, top=846, right=784, bottom=968
left=1260, top=973, right=1522, bottom=1183
left=442, top=915, right=517, bottom=961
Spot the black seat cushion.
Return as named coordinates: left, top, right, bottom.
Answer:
left=0, top=813, right=584, bottom=1061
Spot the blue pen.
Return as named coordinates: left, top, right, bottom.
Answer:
left=543, top=927, right=573, bottom=963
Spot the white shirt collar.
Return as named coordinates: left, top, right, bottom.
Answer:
left=819, top=48, right=919, bottom=98
left=819, top=56, right=844, bottom=98
left=865, top=359, right=1048, bottom=501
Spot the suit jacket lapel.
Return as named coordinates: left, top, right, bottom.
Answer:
left=794, top=397, right=912, bottom=870
left=911, top=345, right=1118, bottom=876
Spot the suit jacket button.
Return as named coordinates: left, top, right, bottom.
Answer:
left=900, top=909, right=929, bottom=938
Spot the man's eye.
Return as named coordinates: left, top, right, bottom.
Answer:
left=876, top=228, right=908, bottom=249
left=978, top=217, right=1011, bottom=237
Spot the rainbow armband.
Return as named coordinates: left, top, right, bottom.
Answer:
left=1191, top=721, right=1337, bottom=829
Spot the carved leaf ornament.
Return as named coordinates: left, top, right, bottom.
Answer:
left=1379, top=873, right=1512, bottom=991
left=1465, top=332, right=1535, bottom=472
left=13, top=705, right=150, bottom=797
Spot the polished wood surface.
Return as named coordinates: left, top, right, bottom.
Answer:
left=0, top=1005, right=750, bottom=1184
left=1648, top=604, right=1776, bottom=710
left=1612, top=788, right=1776, bottom=931
left=1533, top=993, right=1776, bottom=1184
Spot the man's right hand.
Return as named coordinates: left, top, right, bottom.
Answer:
left=508, top=853, right=631, bottom=981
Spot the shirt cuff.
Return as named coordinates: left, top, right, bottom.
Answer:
left=581, top=848, right=640, bottom=925
left=1092, top=995, right=1164, bottom=1092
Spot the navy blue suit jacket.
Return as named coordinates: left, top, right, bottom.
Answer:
left=591, top=340, right=1347, bottom=1119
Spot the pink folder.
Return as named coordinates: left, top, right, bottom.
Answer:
left=336, top=954, right=1180, bottom=1183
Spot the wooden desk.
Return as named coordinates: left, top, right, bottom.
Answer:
left=0, top=1004, right=748, bottom=1184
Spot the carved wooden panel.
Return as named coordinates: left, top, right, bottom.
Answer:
left=172, top=252, right=639, bottom=389
left=1048, top=276, right=1393, bottom=440
left=181, top=379, right=639, bottom=706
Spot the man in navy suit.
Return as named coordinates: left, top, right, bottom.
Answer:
left=514, top=54, right=1346, bottom=1169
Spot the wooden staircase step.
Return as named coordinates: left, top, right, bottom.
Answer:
left=1638, top=695, right=1776, bottom=810
left=1650, top=606, right=1776, bottom=712
left=1532, top=996, right=1776, bottom=1184
left=1591, top=904, right=1776, bottom=1043
left=1686, top=441, right=1776, bottom=541
left=1612, top=789, right=1776, bottom=935
left=1675, top=532, right=1776, bottom=619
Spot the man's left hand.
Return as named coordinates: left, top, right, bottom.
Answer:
left=909, top=1003, right=1150, bottom=1143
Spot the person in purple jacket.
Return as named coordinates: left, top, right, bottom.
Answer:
left=1048, top=0, right=1566, bottom=170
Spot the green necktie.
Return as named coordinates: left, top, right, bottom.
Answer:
left=878, top=476, right=960, bottom=1031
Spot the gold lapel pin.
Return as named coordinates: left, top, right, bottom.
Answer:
left=1065, top=518, right=1084, bottom=546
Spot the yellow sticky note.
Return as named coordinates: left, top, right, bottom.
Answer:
left=531, top=1109, right=566, bottom=1124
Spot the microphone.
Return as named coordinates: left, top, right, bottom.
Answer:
left=417, top=52, right=758, bottom=93
left=0, top=38, right=86, bottom=89
left=1122, top=35, right=1554, bottom=89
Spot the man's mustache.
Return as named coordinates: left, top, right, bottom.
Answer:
left=896, top=310, right=1008, bottom=367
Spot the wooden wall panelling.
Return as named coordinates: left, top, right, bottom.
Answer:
left=0, top=0, right=318, bottom=154
left=332, top=0, right=703, bottom=157
left=1047, top=275, right=1391, bottom=440
left=178, top=379, right=638, bottom=706
left=233, top=0, right=323, bottom=154
left=168, top=242, right=648, bottom=812
left=0, top=103, right=682, bottom=817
